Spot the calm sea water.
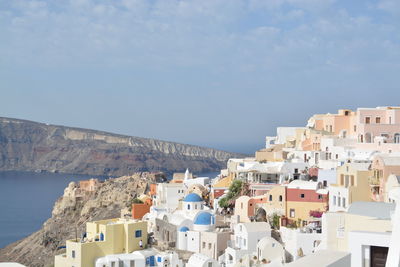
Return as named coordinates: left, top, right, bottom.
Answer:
left=0, top=170, right=219, bottom=248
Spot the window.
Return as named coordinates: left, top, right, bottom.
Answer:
left=157, top=226, right=160, bottom=232
left=279, top=195, right=283, bottom=202
left=333, top=196, right=337, bottom=205
left=342, top=198, right=346, bottom=208
left=187, top=204, right=190, bottom=210
left=208, top=243, right=212, bottom=249
left=351, top=176, right=354, bottom=186
left=202, top=242, right=206, bottom=249
left=195, top=204, right=197, bottom=209
left=290, top=209, right=295, bottom=218
left=395, top=133, right=400, bottom=144
left=376, top=117, right=381, bottom=124
left=130, top=260, right=135, bottom=267
left=354, top=125, right=357, bottom=132
left=318, top=195, right=323, bottom=200
left=112, top=262, right=115, bottom=267
left=157, top=256, right=162, bottom=262
left=300, top=193, right=305, bottom=198
left=340, top=175, right=344, bottom=185
left=135, top=230, right=142, bottom=238
left=72, top=250, right=75, bottom=258
left=208, top=263, right=213, bottom=267
left=269, top=195, right=272, bottom=201
left=365, top=117, right=371, bottom=124
left=338, top=197, right=341, bottom=207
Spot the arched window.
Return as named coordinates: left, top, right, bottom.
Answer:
left=187, top=204, right=190, bottom=210
left=269, top=195, right=272, bottom=201
left=279, top=195, right=283, bottom=202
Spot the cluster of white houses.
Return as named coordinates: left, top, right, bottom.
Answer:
left=52, top=106, right=400, bottom=267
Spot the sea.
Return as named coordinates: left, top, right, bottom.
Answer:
left=0, top=170, right=219, bottom=248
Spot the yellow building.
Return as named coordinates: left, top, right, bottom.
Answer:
left=285, top=180, right=329, bottom=225
left=328, top=162, right=372, bottom=212
left=55, top=218, right=147, bottom=267
left=260, top=185, right=286, bottom=216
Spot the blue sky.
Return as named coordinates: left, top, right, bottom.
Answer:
left=0, top=0, right=400, bottom=154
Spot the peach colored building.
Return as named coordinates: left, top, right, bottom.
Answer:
left=310, top=109, right=357, bottom=138
left=234, top=196, right=257, bottom=223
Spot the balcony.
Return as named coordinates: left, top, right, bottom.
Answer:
left=369, top=176, right=380, bottom=186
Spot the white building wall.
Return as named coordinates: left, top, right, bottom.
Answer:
left=348, top=231, right=391, bottom=267
left=328, top=186, right=349, bottom=212
left=187, top=231, right=201, bottom=253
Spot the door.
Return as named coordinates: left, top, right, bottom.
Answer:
left=370, top=246, right=388, bottom=267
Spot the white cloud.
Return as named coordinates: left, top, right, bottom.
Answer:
left=0, top=0, right=399, bottom=80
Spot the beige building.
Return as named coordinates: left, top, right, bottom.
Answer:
left=370, top=154, right=400, bottom=201
left=321, top=202, right=394, bottom=252
left=200, top=231, right=231, bottom=260
left=329, top=162, right=373, bottom=212
left=255, top=144, right=286, bottom=162
left=260, top=185, right=286, bottom=216
left=55, top=218, right=147, bottom=267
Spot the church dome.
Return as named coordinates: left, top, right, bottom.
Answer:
left=183, top=193, right=203, bottom=202
left=179, top=226, right=190, bottom=232
left=194, top=212, right=214, bottom=225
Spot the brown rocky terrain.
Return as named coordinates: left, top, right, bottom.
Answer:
left=0, top=172, right=163, bottom=267
left=0, top=117, right=245, bottom=176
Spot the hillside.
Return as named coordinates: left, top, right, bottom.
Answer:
left=0, top=172, right=162, bottom=267
left=0, top=117, right=244, bottom=176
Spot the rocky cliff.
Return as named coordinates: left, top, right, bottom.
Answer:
left=0, top=172, right=162, bottom=267
left=0, top=117, right=244, bottom=176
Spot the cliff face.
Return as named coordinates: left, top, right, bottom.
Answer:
left=0, top=117, right=244, bottom=176
left=0, top=172, right=162, bottom=267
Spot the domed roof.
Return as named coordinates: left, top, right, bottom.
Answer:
left=179, top=226, right=189, bottom=232
left=194, top=212, right=214, bottom=225
left=183, top=193, right=203, bottom=202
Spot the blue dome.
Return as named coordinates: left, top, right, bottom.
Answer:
left=183, top=193, right=203, bottom=202
left=194, top=212, right=214, bottom=225
left=179, top=226, right=189, bottom=232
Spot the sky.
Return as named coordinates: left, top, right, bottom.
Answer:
left=0, top=0, right=400, bottom=154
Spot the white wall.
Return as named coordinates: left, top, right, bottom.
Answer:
left=348, top=231, right=391, bottom=267
left=187, top=231, right=200, bottom=253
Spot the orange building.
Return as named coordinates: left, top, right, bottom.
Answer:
left=131, top=203, right=151, bottom=220
left=149, top=183, right=157, bottom=197
left=79, top=178, right=100, bottom=192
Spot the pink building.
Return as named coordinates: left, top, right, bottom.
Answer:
left=356, top=107, right=400, bottom=144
